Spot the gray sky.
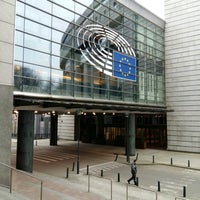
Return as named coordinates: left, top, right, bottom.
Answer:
left=135, top=0, right=164, bottom=19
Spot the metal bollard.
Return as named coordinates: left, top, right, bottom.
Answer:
left=118, top=173, right=120, bottom=182
left=136, top=177, right=139, bottom=186
left=158, top=181, right=161, bottom=192
left=188, top=160, right=190, bottom=168
left=183, top=186, right=186, bottom=197
left=87, top=165, right=89, bottom=175
left=153, top=155, right=155, bottom=163
left=101, top=169, right=103, bottom=177
left=72, top=162, right=75, bottom=171
left=77, top=161, right=79, bottom=174
left=66, top=168, right=69, bottom=178
left=88, top=175, right=90, bottom=192
left=171, top=157, right=173, bottom=165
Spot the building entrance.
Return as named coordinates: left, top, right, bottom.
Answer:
left=79, top=113, right=167, bottom=149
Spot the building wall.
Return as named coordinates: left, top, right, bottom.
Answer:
left=0, top=0, right=15, bottom=185
left=165, top=0, right=200, bottom=152
left=58, top=115, right=75, bottom=140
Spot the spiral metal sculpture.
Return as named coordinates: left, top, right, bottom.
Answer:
left=77, top=24, right=136, bottom=77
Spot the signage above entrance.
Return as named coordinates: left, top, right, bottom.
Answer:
left=77, top=24, right=136, bottom=81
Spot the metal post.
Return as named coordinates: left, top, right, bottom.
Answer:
left=10, top=168, right=12, bottom=194
left=126, top=183, right=128, bottom=200
left=171, top=158, right=173, bottom=165
left=153, top=155, right=155, bottom=163
left=40, top=181, right=43, bottom=200
left=125, top=114, right=130, bottom=163
left=77, top=138, right=80, bottom=174
left=72, top=162, right=75, bottom=171
left=66, top=168, right=69, bottom=178
left=183, top=186, right=186, bottom=197
left=101, top=169, right=103, bottom=177
left=158, top=181, right=160, bottom=192
left=88, top=175, right=90, bottom=192
left=188, top=160, right=190, bottom=167
left=76, top=110, right=81, bottom=175
left=118, top=173, right=120, bottom=182
left=136, top=177, right=139, bottom=186
left=110, top=180, right=112, bottom=200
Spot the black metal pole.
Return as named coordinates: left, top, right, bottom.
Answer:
left=76, top=111, right=81, bottom=174
left=77, top=138, right=80, bottom=174
left=183, top=186, right=186, bottom=197
left=158, top=181, right=161, bottom=192
left=125, top=114, right=130, bottom=163
left=118, top=173, right=120, bottom=182
left=66, top=168, right=69, bottom=178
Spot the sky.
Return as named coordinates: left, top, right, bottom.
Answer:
left=135, top=0, right=165, bottom=19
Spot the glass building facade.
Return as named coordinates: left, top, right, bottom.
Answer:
left=14, top=0, right=165, bottom=105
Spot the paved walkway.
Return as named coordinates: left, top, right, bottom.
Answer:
left=1, top=139, right=200, bottom=200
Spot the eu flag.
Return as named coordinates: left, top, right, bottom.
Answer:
left=113, top=51, right=136, bottom=81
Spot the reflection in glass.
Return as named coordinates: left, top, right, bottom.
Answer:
left=14, top=0, right=165, bottom=104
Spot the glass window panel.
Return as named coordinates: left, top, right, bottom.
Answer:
left=16, top=1, right=25, bottom=15
left=24, top=34, right=50, bottom=53
left=52, top=17, right=71, bottom=32
left=14, top=46, right=23, bottom=61
left=51, top=56, right=61, bottom=69
left=75, top=0, right=93, bottom=21
left=137, top=33, right=145, bottom=42
left=14, top=62, right=23, bottom=91
left=52, top=43, right=61, bottom=56
left=147, top=30, right=154, bottom=39
left=25, top=20, right=51, bottom=40
left=23, top=64, right=50, bottom=81
left=53, top=3, right=74, bottom=21
left=22, top=64, right=50, bottom=94
left=26, top=0, right=51, bottom=13
left=147, top=22, right=155, bottom=32
left=15, top=16, right=24, bottom=30
left=52, top=29, right=64, bottom=43
left=51, top=69, right=64, bottom=86
left=110, top=77, right=122, bottom=100
left=25, top=5, right=51, bottom=26
left=24, top=49, right=50, bottom=66
left=136, top=25, right=145, bottom=34
left=15, top=31, right=24, bottom=46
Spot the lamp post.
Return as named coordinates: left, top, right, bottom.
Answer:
left=125, top=113, right=130, bottom=163
left=76, top=110, right=82, bottom=174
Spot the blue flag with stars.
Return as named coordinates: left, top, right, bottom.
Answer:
left=113, top=51, right=136, bottom=81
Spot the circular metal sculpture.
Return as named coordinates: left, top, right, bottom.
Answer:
left=77, top=24, right=136, bottom=77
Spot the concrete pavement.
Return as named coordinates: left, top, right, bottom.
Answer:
left=1, top=139, right=200, bottom=200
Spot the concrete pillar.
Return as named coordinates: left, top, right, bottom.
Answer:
left=125, top=114, right=136, bottom=161
left=96, top=114, right=105, bottom=144
left=0, top=0, right=15, bottom=186
left=16, top=111, right=34, bottom=173
left=50, top=114, right=58, bottom=146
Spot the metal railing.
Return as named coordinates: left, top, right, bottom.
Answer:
left=86, top=174, right=158, bottom=200
left=0, top=162, right=43, bottom=200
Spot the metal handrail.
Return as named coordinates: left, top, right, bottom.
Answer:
left=0, top=161, right=43, bottom=200
left=87, top=174, right=158, bottom=200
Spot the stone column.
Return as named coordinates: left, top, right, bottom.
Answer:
left=0, top=0, right=15, bottom=186
left=125, top=113, right=136, bottom=162
left=16, top=111, right=34, bottom=173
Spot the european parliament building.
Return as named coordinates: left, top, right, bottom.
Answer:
left=0, top=0, right=199, bottom=185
